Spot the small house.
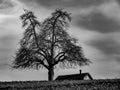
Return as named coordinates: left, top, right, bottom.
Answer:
left=55, top=70, right=93, bottom=80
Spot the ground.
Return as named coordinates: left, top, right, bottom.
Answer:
left=0, top=79, right=120, bottom=90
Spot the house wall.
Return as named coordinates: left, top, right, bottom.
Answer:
left=84, top=75, right=91, bottom=80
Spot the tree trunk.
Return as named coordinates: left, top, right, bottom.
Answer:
left=48, top=67, right=54, bottom=81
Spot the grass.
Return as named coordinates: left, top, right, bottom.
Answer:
left=0, top=79, right=120, bottom=90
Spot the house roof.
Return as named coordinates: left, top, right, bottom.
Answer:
left=55, top=73, right=93, bottom=80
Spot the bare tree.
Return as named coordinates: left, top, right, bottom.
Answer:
left=12, top=9, right=91, bottom=81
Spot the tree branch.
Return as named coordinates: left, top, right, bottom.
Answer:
left=50, top=14, right=61, bottom=65
left=28, top=17, right=50, bottom=63
left=34, top=57, right=49, bottom=69
left=54, top=51, right=65, bottom=60
left=54, top=52, right=66, bottom=65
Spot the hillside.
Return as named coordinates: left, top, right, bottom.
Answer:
left=0, top=79, right=120, bottom=90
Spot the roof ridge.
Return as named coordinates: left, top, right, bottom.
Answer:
left=58, top=72, right=89, bottom=76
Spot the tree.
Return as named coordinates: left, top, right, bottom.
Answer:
left=12, top=9, right=91, bottom=81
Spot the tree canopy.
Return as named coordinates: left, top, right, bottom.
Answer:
left=12, top=9, right=91, bottom=81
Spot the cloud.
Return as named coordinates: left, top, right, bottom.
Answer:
left=97, top=0, right=120, bottom=22
left=86, top=33, right=120, bottom=78
left=116, top=0, right=120, bottom=4
left=19, top=0, right=109, bottom=9
left=88, top=35, right=120, bottom=58
left=19, top=0, right=120, bottom=34
left=88, top=36, right=120, bottom=55
left=0, top=0, right=24, bottom=15
left=74, top=12, right=120, bottom=33
left=0, top=0, right=24, bottom=73
left=0, top=0, right=14, bottom=9
left=0, top=0, right=17, bottom=15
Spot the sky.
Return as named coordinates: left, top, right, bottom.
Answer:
left=0, top=0, right=120, bottom=81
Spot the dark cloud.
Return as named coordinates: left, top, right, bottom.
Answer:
left=0, top=0, right=15, bottom=9
left=20, top=0, right=108, bottom=8
left=115, top=56, right=120, bottom=62
left=87, top=35, right=120, bottom=64
left=0, top=0, right=3, bottom=4
left=75, top=12, right=120, bottom=33
left=88, top=37, right=120, bottom=55
left=117, top=0, right=120, bottom=4
left=0, top=0, right=18, bottom=14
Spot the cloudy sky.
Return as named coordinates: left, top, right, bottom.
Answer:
left=0, top=0, right=120, bottom=81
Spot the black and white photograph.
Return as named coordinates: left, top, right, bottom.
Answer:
left=0, top=0, right=120, bottom=89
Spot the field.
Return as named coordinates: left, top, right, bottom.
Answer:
left=0, top=79, right=120, bottom=90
